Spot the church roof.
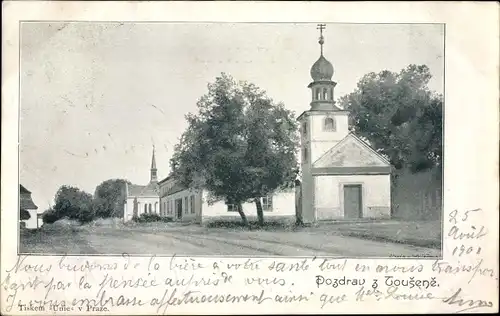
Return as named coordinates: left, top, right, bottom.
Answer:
left=310, top=55, right=334, bottom=81
left=312, top=132, right=392, bottom=169
left=310, top=24, right=334, bottom=82
left=127, top=182, right=159, bottom=197
left=296, top=108, right=348, bottom=121
left=151, top=147, right=157, bottom=170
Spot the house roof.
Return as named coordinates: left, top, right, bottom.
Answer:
left=20, top=185, right=38, bottom=210
left=158, top=173, right=174, bottom=184
left=127, top=182, right=159, bottom=197
left=165, top=182, right=188, bottom=196
left=20, top=184, right=31, bottom=194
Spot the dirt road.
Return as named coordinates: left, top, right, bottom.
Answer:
left=20, top=224, right=441, bottom=258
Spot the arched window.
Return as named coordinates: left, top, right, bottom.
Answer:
left=154, top=202, right=158, bottom=213
left=324, top=117, right=336, bottom=131
left=315, top=88, right=321, bottom=100
left=323, top=88, right=328, bottom=100
left=144, top=204, right=147, bottom=213
left=148, top=203, right=152, bottom=213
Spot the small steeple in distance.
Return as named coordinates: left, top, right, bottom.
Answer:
left=308, top=24, right=340, bottom=111
left=150, top=145, right=158, bottom=183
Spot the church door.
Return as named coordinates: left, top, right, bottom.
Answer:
left=343, top=184, right=362, bottom=219
left=176, top=199, right=183, bottom=220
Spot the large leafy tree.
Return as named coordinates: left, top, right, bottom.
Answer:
left=338, top=64, right=442, bottom=173
left=171, top=73, right=299, bottom=226
left=93, top=179, right=130, bottom=218
left=53, top=185, right=94, bottom=223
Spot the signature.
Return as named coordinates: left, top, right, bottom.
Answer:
left=442, top=288, right=494, bottom=313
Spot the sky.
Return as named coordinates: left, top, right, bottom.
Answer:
left=19, top=22, right=444, bottom=209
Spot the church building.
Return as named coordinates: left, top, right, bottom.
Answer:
left=123, top=147, right=160, bottom=221
left=297, top=25, right=392, bottom=223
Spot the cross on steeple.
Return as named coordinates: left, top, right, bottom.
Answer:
left=317, top=24, right=326, bottom=55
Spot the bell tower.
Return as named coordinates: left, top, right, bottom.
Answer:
left=298, top=24, right=350, bottom=224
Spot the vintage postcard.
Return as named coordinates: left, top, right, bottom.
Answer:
left=1, top=1, right=498, bottom=315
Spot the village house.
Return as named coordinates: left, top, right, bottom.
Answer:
left=20, top=184, right=41, bottom=229
left=156, top=175, right=296, bottom=224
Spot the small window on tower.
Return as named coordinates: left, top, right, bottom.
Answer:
left=315, top=88, right=321, bottom=100
left=323, top=88, right=328, bottom=100
left=324, top=117, right=336, bottom=132
left=329, top=88, right=333, bottom=100
left=303, top=147, right=308, bottom=163
left=302, top=122, right=307, bottom=136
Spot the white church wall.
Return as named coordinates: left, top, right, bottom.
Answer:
left=314, top=174, right=391, bottom=220
left=309, top=113, right=349, bottom=163
left=124, top=196, right=160, bottom=222
left=124, top=198, right=133, bottom=221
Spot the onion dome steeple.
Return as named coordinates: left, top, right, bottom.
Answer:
left=310, top=24, right=334, bottom=82
left=308, top=24, right=340, bottom=111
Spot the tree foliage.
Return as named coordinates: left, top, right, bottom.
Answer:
left=42, top=208, right=59, bottom=224
left=338, top=64, right=442, bottom=173
left=132, top=213, right=172, bottom=223
left=170, top=73, right=299, bottom=225
left=52, top=185, right=95, bottom=223
left=93, top=179, right=130, bottom=218
left=20, top=209, right=31, bottom=221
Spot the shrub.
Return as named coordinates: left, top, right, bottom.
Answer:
left=132, top=213, right=173, bottom=223
left=42, top=209, right=60, bottom=224
left=77, top=207, right=96, bottom=223
left=205, top=219, right=294, bottom=231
